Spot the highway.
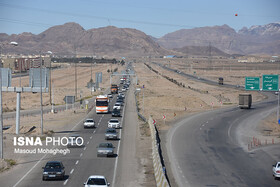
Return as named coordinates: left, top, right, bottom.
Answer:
left=0, top=77, right=135, bottom=187
left=167, top=96, right=280, bottom=186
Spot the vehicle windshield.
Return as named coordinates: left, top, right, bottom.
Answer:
left=99, top=143, right=113, bottom=148
left=96, top=100, right=108, bottom=106
left=110, top=120, right=118, bottom=123
left=107, top=129, right=116, bottom=133
left=45, top=163, right=62, bottom=169
left=87, top=178, right=106, bottom=185
left=86, top=119, right=94, bottom=123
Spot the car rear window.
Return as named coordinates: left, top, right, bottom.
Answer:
left=87, top=178, right=106, bottom=185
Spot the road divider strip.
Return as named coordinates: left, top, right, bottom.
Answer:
left=148, top=117, right=170, bottom=187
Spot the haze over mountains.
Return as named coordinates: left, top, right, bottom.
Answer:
left=0, top=22, right=279, bottom=57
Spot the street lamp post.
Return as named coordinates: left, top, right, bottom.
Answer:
left=0, top=41, right=18, bottom=159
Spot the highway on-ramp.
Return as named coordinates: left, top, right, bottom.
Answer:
left=167, top=96, right=280, bottom=186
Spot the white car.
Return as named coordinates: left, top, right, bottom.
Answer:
left=113, top=103, right=121, bottom=110
left=108, top=119, right=120, bottom=128
left=84, top=119, right=95, bottom=128
left=273, top=162, right=280, bottom=179
left=84, top=175, right=110, bottom=186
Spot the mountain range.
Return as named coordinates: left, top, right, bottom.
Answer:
left=1, top=22, right=279, bottom=57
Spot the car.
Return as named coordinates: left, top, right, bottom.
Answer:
left=122, top=88, right=126, bottom=92
left=105, top=128, right=118, bottom=140
left=84, top=175, right=110, bottom=186
left=108, top=119, right=120, bottom=128
left=97, top=143, right=115, bottom=157
left=67, top=134, right=83, bottom=148
left=111, top=108, right=121, bottom=117
left=116, top=98, right=123, bottom=106
left=273, top=162, right=280, bottom=179
left=42, top=161, right=65, bottom=180
left=119, top=93, right=125, bottom=98
left=107, top=93, right=113, bottom=98
left=113, top=103, right=121, bottom=110
left=84, top=119, right=95, bottom=128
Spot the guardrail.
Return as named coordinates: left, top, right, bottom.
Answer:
left=148, top=117, right=170, bottom=187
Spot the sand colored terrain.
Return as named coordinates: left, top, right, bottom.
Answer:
left=3, top=63, right=119, bottom=112
left=133, top=59, right=280, bottom=136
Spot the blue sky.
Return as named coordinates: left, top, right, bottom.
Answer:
left=0, top=0, right=279, bottom=38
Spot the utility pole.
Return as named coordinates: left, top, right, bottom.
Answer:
left=40, top=52, right=43, bottom=135
left=91, top=61, right=93, bottom=95
left=73, top=48, right=77, bottom=100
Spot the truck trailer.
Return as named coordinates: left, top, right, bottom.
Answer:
left=111, top=84, right=118, bottom=94
left=239, top=93, right=252, bottom=109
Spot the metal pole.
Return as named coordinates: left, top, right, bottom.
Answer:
left=40, top=53, right=43, bottom=135
left=49, top=56, right=52, bottom=105
left=51, top=82, right=54, bottom=113
left=91, top=62, right=92, bottom=95
left=143, top=89, right=144, bottom=115
left=277, top=90, right=280, bottom=124
left=0, top=65, right=3, bottom=159
left=16, top=92, right=21, bottom=134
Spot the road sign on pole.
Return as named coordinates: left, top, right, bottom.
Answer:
left=262, top=75, right=279, bottom=91
left=245, top=77, right=260, bottom=91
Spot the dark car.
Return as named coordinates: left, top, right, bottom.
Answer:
left=42, top=161, right=65, bottom=180
left=112, top=109, right=121, bottom=117
left=116, top=98, right=124, bottom=105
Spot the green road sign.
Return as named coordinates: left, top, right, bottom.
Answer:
left=245, top=77, right=260, bottom=90
left=262, top=75, right=279, bottom=91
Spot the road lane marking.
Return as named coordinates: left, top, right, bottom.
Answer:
left=13, top=153, right=48, bottom=187
left=76, top=160, right=79, bottom=165
left=87, top=141, right=89, bottom=144
left=13, top=100, right=96, bottom=187
left=84, top=147, right=87, bottom=151
left=112, top=94, right=126, bottom=187
left=90, top=136, right=92, bottom=139
left=63, top=179, right=68, bottom=185
left=70, top=169, right=74, bottom=174
left=80, top=153, right=83, bottom=157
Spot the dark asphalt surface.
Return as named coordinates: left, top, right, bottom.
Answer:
left=167, top=95, right=280, bottom=187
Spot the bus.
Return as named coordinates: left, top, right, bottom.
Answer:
left=95, top=95, right=109, bottom=113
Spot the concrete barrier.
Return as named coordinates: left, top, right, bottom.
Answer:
left=149, top=117, right=170, bottom=187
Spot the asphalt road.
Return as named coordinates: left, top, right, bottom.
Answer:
left=167, top=97, right=280, bottom=187
left=0, top=82, right=134, bottom=187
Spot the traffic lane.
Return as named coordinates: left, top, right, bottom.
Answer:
left=13, top=121, right=99, bottom=187
left=169, top=107, right=280, bottom=187
left=9, top=92, right=122, bottom=186
left=11, top=110, right=102, bottom=187
left=63, top=96, right=123, bottom=186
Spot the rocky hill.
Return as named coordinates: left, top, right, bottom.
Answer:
left=0, top=22, right=173, bottom=57
left=1, top=22, right=279, bottom=56
left=156, top=23, right=280, bottom=55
